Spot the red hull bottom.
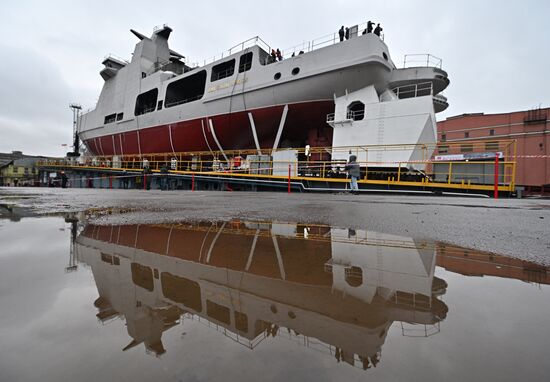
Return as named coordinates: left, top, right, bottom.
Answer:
left=84, top=101, right=334, bottom=156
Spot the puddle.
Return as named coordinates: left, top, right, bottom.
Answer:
left=0, top=218, right=549, bottom=381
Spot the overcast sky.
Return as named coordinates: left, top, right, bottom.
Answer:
left=0, top=0, right=548, bottom=156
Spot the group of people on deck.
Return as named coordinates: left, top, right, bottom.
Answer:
left=339, top=21, right=383, bottom=42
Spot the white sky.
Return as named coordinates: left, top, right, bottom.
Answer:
left=0, top=0, right=548, bottom=156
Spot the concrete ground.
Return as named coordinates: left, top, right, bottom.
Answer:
left=1, top=187, right=549, bottom=265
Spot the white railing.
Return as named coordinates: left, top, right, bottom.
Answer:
left=193, top=21, right=385, bottom=67
left=153, top=23, right=170, bottom=33
left=281, top=20, right=384, bottom=58
left=198, top=36, right=271, bottom=67
left=326, top=109, right=364, bottom=124
left=392, top=81, right=434, bottom=99
left=402, top=54, right=442, bottom=69
left=103, top=54, right=129, bottom=65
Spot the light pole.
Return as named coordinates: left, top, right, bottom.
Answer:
left=68, top=103, right=82, bottom=158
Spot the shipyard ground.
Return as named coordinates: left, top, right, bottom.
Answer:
left=1, top=187, right=549, bottom=265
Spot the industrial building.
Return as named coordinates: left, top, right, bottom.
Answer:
left=437, top=107, right=549, bottom=194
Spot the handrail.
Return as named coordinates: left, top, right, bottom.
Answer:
left=402, top=54, right=442, bottom=69
left=194, top=21, right=385, bottom=67
left=392, top=81, right=434, bottom=99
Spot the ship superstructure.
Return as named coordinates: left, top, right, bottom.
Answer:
left=78, top=23, right=449, bottom=163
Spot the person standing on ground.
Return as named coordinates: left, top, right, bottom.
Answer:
left=374, top=23, right=383, bottom=37
left=345, top=155, right=360, bottom=192
left=339, top=26, right=345, bottom=42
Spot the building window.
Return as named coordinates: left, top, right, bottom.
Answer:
left=441, top=133, right=446, bottom=142
left=134, top=88, right=158, bottom=116
left=485, top=141, right=499, bottom=151
left=13, top=167, right=19, bottom=173
left=165, top=70, right=207, bottom=107
left=238, top=52, right=253, bottom=73
left=438, top=145, right=449, bottom=154
left=489, top=129, right=495, bottom=136
left=211, top=59, right=235, bottom=82
left=461, top=144, right=473, bottom=152
left=464, top=132, right=470, bottom=138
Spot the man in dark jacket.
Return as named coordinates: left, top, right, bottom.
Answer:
left=338, top=26, right=345, bottom=42
left=367, top=20, right=374, bottom=33
left=344, top=155, right=360, bottom=192
left=374, top=23, right=383, bottom=37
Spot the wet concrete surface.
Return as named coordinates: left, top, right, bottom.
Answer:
left=1, top=187, right=549, bottom=265
left=0, top=216, right=549, bottom=382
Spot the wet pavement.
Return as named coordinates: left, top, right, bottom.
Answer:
left=1, top=215, right=549, bottom=382
left=1, top=188, right=550, bottom=264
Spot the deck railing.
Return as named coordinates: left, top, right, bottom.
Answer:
left=37, top=140, right=517, bottom=192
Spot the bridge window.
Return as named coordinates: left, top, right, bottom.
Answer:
left=134, top=88, right=158, bottom=116
left=131, top=263, right=154, bottom=291
left=161, top=272, right=202, bottom=312
left=165, top=70, right=207, bottom=107
left=347, top=101, right=365, bottom=121
left=104, top=113, right=116, bottom=124
left=234, top=311, right=248, bottom=333
left=116, top=113, right=124, bottom=121
left=239, top=52, right=253, bottom=73
left=211, top=59, right=235, bottom=82
left=206, top=300, right=230, bottom=325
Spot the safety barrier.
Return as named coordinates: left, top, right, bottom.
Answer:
left=37, top=140, right=517, bottom=195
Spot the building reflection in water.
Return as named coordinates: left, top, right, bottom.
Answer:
left=72, top=220, right=549, bottom=370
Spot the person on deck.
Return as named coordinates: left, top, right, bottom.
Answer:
left=367, top=20, right=375, bottom=33
left=345, top=27, right=350, bottom=40
left=338, top=26, right=345, bottom=42
left=374, top=23, right=383, bottom=37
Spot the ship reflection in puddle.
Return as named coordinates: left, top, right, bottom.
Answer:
left=73, top=220, right=549, bottom=371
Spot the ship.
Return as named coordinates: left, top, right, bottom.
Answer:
left=77, top=23, right=449, bottom=163
left=75, top=219, right=448, bottom=367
